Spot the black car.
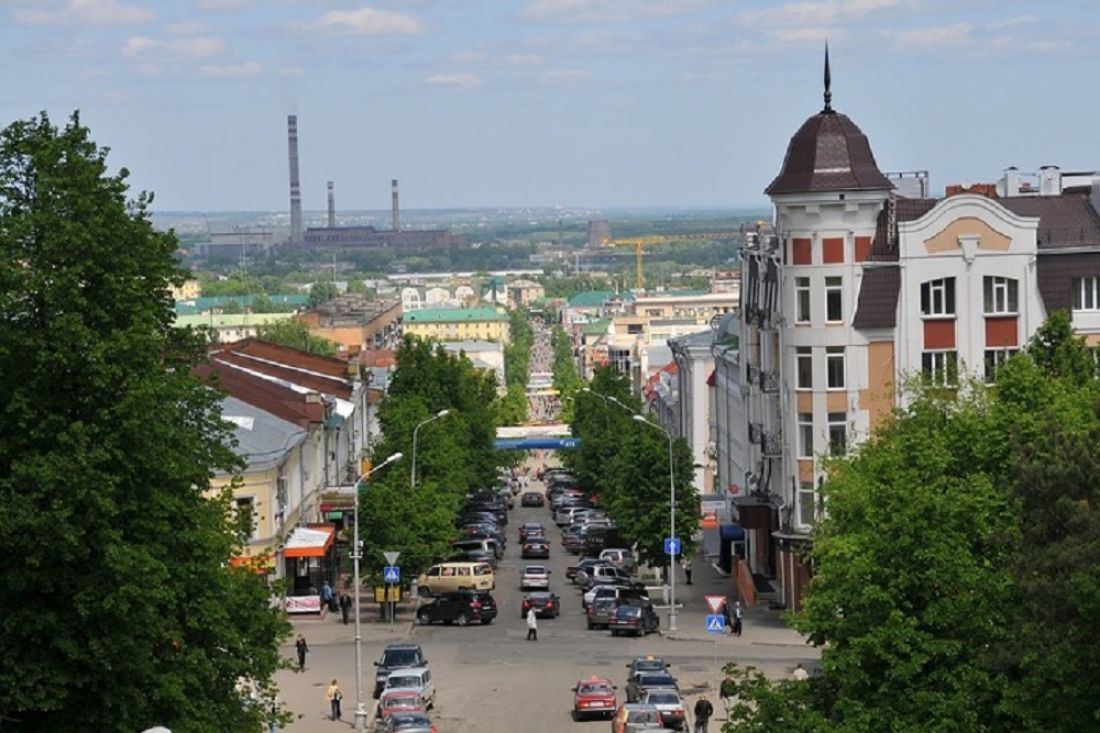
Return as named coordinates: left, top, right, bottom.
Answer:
left=521, top=538, right=551, bottom=559
left=450, top=548, right=497, bottom=568
left=416, top=590, right=497, bottom=626
left=518, top=522, right=545, bottom=542
left=520, top=491, right=545, bottom=507
left=625, top=671, right=678, bottom=703
left=609, top=604, right=660, bottom=637
left=626, top=656, right=671, bottom=678
left=373, top=643, right=427, bottom=698
left=520, top=591, right=561, bottom=618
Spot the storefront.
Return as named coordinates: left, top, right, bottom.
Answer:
left=283, top=524, right=339, bottom=614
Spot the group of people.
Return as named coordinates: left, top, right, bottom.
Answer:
left=720, top=598, right=744, bottom=636
left=320, top=580, right=354, bottom=624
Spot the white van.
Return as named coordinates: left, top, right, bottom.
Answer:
left=416, top=562, right=495, bottom=596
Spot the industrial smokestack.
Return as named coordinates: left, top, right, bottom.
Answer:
left=287, top=115, right=303, bottom=245
left=327, top=180, right=335, bottom=228
left=391, top=179, right=400, bottom=232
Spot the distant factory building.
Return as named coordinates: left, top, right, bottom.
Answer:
left=302, top=226, right=464, bottom=251
left=196, top=228, right=276, bottom=258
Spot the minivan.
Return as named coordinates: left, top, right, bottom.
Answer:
left=452, top=537, right=502, bottom=559
left=416, top=561, right=495, bottom=596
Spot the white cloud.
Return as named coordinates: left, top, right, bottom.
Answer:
left=739, top=0, right=901, bottom=28
left=197, top=0, right=250, bottom=10
left=122, top=35, right=225, bottom=59
left=13, top=0, right=154, bottom=26
left=302, top=7, right=423, bottom=36
left=425, top=72, right=482, bottom=89
left=200, top=61, right=263, bottom=78
left=885, top=22, right=972, bottom=49
left=524, top=0, right=708, bottom=23
left=541, top=68, right=590, bottom=85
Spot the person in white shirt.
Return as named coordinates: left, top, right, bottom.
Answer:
left=526, top=607, right=538, bottom=641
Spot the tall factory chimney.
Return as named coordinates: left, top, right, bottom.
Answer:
left=327, top=181, right=335, bottom=228
left=391, top=179, right=400, bottom=232
left=287, top=115, right=304, bottom=245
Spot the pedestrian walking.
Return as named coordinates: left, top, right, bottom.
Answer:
left=720, top=600, right=733, bottom=633
left=719, top=671, right=736, bottom=719
left=325, top=679, right=343, bottom=721
left=793, top=663, right=809, bottom=681
left=681, top=557, right=693, bottom=585
left=693, top=694, right=714, bottom=733
left=322, top=580, right=335, bottom=612
left=339, top=592, right=351, bottom=625
left=526, top=607, right=538, bottom=641
left=732, top=600, right=743, bottom=636
left=295, top=633, right=308, bottom=671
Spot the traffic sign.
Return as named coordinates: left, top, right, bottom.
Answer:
left=705, top=614, right=726, bottom=634
left=383, top=551, right=400, bottom=565
left=383, top=566, right=400, bottom=584
left=663, top=537, right=681, bottom=556
left=705, top=595, right=727, bottom=615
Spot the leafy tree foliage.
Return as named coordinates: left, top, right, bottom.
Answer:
left=0, top=113, right=289, bottom=732
left=723, top=311, right=1100, bottom=733
left=496, top=384, right=529, bottom=425
left=505, top=307, right=533, bottom=389
left=552, top=325, right=583, bottom=398
left=255, top=319, right=338, bottom=357
left=356, top=338, right=507, bottom=578
left=307, top=280, right=340, bottom=307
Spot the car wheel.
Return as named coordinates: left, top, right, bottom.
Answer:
left=586, top=621, right=594, bottom=630
left=455, top=612, right=469, bottom=626
left=611, top=629, right=620, bottom=637
left=417, top=612, right=430, bottom=625
left=419, top=586, right=432, bottom=598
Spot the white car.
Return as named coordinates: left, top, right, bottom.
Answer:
left=641, top=689, right=686, bottom=730
left=521, top=565, right=551, bottom=590
left=382, top=667, right=435, bottom=711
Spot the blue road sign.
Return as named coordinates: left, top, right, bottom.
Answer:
left=706, top=614, right=726, bottom=634
left=383, top=566, right=400, bottom=584
left=663, top=537, right=681, bottom=556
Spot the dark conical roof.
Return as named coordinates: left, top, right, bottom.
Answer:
left=765, top=111, right=893, bottom=196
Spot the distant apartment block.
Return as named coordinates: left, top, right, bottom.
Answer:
left=404, top=307, right=511, bottom=343
left=296, top=295, right=402, bottom=354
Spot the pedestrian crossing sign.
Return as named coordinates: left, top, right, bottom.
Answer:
left=705, top=614, right=726, bottom=634
left=383, top=566, right=400, bottom=584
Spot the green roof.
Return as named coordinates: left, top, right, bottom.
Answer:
left=173, top=313, right=294, bottom=328
left=174, top=294, right=308, bottom=315
left=582, top=318, right=611, bottom=336
left=567, top=290, right=636, bottom=307
left=405, top=307, right=509, bottom=324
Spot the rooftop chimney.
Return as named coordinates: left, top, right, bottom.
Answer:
left=327, top=180, right=335, bottom=228
left=287, top=115, right=303, bottom=245
left=391, top=179, right=400, bottom=232
left=1039, top=165, right=1062, bottom=197
left=999, top=166, right=1021, bottom=197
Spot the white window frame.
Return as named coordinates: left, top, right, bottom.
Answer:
left=825, top=276, right=843, bottom=323
left=795, top=277, right=811, bottom=324
left=797, top=412, right=814, bottom=459
left=797, top=481, right=817, bottom=527
left=921, top=277, right=956, bottom=317
left=921, top=350, right=959, bottom=386
left=796, top=347, right=813, bottom=390
left=827, top=412, right=847, bottom=456
left=983, top=276, right=1019, bottom=315
left=984, top=348, right=1019, bottom=383
left=1072, top=277, right=1100, bottom=312
left=826, top=346, right=845, bottom=390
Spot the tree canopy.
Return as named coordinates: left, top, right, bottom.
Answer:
left=0, top=112, right=289, bottom=732
left=307, top=280, right=340, bottom=308
left=255, top=318, right=338, bottom=357
left=724, top=311, right=1100, bottom=733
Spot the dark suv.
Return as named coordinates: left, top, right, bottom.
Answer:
left=416, top=590, right=497, bottom=627
left=373, top=642, right=427, bottom=698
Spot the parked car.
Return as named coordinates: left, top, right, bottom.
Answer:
left=625, top=671, right=678, bottom=703
left=450, top=547, right=497, bottom=568
left=611, top=703, right=668, bottom=733
left=576, top=564, right=638, bottom=591
left=383, top=712, right=438, bottom=733
left=610, top=603, right=660, bottom=637
left=626, top=656, right=671, bottom=679
left=520, top=565, right=551, bottom=590
left=416, top=590, right=497, bottom=626
left=373, top=643, right=427, bottom=699
left=376, top=688, right=426, bottom=721
left=521, top=538, right=550, bottom=559
left=599, top=547, right=636, bottom=571
left=641, top=690, right=686, bottom=731
left=520, top=491, right=545, bottom=507
left=585, top=583, right=649, bottom=610
left=570, top=558, right=611, bottom=585
left=518, top=522, right=545, bottom=542
left=572, top=676, right=617, bottom=720
left=382, top=668, right=435, bottom=710
left=521, top=591, right=561, bottom=619
left=416, top=561, right=495, bottom=596
left=586, top=597, right=619, bottom=630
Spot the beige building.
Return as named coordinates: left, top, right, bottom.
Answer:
left=296, top=295, right=402, bottom=354
left=404, top=307, right=511, bottom=343
left=507, top=279, right=545, bottom=308
left=174, top=312, right=294, bottom=344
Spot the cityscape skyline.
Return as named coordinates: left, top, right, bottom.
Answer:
left=3, top=0, right=1097, bottom=212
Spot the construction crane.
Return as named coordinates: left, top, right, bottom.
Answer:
left=602, top=232, right=741, bottom=290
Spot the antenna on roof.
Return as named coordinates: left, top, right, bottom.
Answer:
left=823, top=42, right=833, bottom=113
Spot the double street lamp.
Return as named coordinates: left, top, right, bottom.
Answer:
left=411, top=409, right=450, bottom=491
left=351, top=451, right=403, bottom=732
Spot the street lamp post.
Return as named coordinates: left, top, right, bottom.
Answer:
left=633, top=414, right=678, bottom=632
left=351, top=451, right=403, bottom=733
left=410, top=409, right=450, bottom=491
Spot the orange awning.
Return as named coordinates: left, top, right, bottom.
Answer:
left=230, top=554, right=274, bottom=573
left=283, top=525, right=336, bottom=558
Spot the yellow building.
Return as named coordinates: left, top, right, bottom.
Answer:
left=170, top=279, right=201, bottom=301
left=403, top=307, right=511, bottom=343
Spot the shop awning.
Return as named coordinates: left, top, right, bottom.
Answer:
left=283, top=525, right=335, bottom=558
left=230, top=553, right=274, bottom=573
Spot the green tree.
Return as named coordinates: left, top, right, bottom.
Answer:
left=255, top=319, right=338, bottom=357
left=1025, top=308, right=1096, bottom=382
left=505, top=307, right=534, bottom=389
left=308, top=280, right=340, bottom=308
left=0, top=112, right=289, bottom=732
left=496, top=383, right=529, bottom=425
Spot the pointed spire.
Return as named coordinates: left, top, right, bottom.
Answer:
left=823, top=42, right=833, bottom=113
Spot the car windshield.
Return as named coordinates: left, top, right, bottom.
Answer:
left=525, top=566, right=547, bottom=575
left=617, top=607, right=641, bottom=618
left=645, top=692, right=679, bottom=705
left=382, top=650, right=420, bottom=666
left=384, top=696, right=420, bottom=708
left=578, top=683, right=613, bottom=694
left=391, top=713, right=432, bottom=725
left=628, top=710, right=661, bottom=723
left=639, top=675, right=674, bottom=686
left=388, top=676, right=420, bottom=688
left=528, top=592, right=552, bottom=600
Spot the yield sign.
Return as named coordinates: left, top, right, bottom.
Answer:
left=705, top=595, right=727, bottom=614
left=383, top=551, right=400, bottom=565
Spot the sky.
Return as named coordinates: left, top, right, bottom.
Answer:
left=1, top=0, right=1098, bottom=212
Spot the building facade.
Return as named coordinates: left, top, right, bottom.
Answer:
left=403, top=307, right=511, bottom=343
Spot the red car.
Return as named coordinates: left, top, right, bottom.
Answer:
left=572, top=676, right=618, bottom=720
left=376, top=689, right=426, bottom=722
